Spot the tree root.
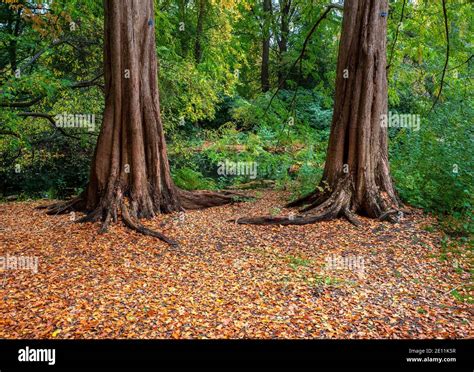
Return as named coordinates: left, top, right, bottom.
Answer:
left=379, top=209, right=403, bottom=223
left=343, top=207, right=362, bottom=227
left=285, top=191, right=319, bottom=208
left=178, top=189, right=253, bottom=210
left=234, top=211, right=334, bottom=226
left=36, top=187, right=251, bottom=246
left=36, top=196, right=84, bottom=215
left=235, top=177, right=399, bottom=227
left=120, top=202, right=178, bottom=246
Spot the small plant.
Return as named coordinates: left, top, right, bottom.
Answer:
left=270, top=207, right=281, bottom=216
left=172, top=167, right=216, bottom=190
left=313, top=274, right=343, bottom=287
left=288, top=255, right=311, bottom=269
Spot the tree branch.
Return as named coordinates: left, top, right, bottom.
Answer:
left=22, top=38, right=66, bottom=71
left=0, top=73, right=104, bottom=108
left=429, top=0, right=450, bottom=114
left=447, top=54, right=473, bottom=71
left=387, top=0, right=406, bottom=70
left=265, top=4, right=341, bottom=113
left=18, top=112, right=82, bottom=140
left=0, top=96, right=43, bottom=108
left=70, top=73, right=105, bottom=90
left=0, top=129, right=20, bottom=138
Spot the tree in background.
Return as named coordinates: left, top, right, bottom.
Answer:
left=261, top=0, right=272, bottom=92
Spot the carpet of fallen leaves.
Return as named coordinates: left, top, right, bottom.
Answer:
left=1, top=191, right=472, bottom=339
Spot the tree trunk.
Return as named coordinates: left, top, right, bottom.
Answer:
left=41, top=0, right=244, bottom=245
left=194, top=0, right=206, bottom=63
left=82, top=0, right=180, bottom=225
left=261, top=0, right=272, bottom=92
left=4, top=6, right=21, bottom=73
left=277, top=0, right=291, bottom=89
left=178, top=0, right=189, bottom=57
left=238, top=0, right=401, bottom=226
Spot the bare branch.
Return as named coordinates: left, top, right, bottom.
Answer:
left=0, top=96, right=43, bottom=108
left=265, top=4, right=341, bottom=113
left=387, top=0, right=406, bottom=70
left=18, top=112, right=81, bottom=140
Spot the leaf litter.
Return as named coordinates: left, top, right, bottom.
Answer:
left=0, top=191, right=472, bottom=339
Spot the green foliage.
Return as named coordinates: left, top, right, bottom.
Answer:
left=0, top=0, right=472, bottom=241
left=288, top=255, right=311, bottom=269
left=164, top=91, right=330, bottom=195
left=390, top=96, right=473, bottom=236
left=172, top=167, right=216, bottom=191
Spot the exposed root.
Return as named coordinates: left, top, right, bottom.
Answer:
left=178, top=189, right=252, bottom=210
left=285, top=190, right=321, bottom=208
left=235, top=177, right=400, bottom=227
left=76, top=207, right=102, bottom=223
left=235, top=189, right=344, bottom=225
left=36, top=196, right=84, bottom=215
left=379, top=209, right=402, bottom=223
left=35, top=191, right=179, bottom=246
left=343, top=207, right=361, bottom=227
left=121, top=202, right=178, bottom=246
left=36, top=187, right=252, bottom=246
left=99, top=209, right=113, bottom=234
left=234, top=210, right=334, bottom=226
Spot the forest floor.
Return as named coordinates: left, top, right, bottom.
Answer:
left=0, top=191, right=472, bottom=339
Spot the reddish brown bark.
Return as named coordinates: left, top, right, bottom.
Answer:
left=238, top=0, right=401, bottom=226
left=41, top=0, right=242, bottom=245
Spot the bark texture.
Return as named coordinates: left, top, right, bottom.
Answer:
left=238, top=0, right=401, bottom=226
left=41, top=0, right=242, bottom=244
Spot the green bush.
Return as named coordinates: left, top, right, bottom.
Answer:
left=390, top=103, right=473, bottom=235
left=172, top=167, right=216, bottom=191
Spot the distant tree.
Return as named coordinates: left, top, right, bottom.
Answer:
left=277, top=0, right=292, bottom=88
left=261, top=0, right=272, bottom=92
left=194, top=0, right=207, bottom=63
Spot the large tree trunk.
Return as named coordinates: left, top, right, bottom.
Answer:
left=41, top=0, right=243, bottom=244
left=238, top=0, right=401, bottom=226
left=85, top=0, right=179, bottom=217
